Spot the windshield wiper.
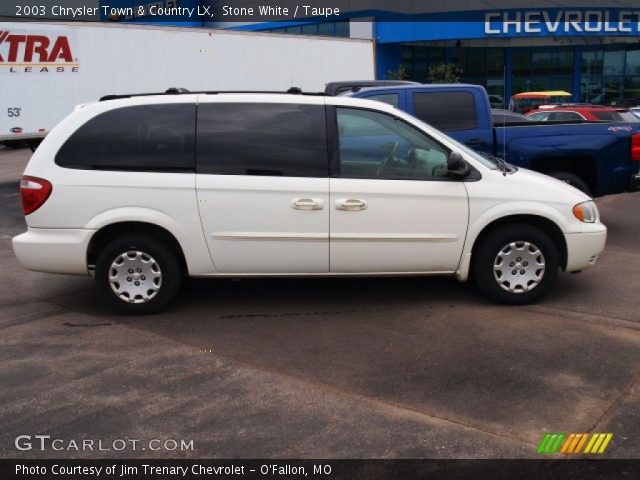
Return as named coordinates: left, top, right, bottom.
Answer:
left=479, top=152, right=513, bottom=173
left=494, top=155, right=509, bottom=173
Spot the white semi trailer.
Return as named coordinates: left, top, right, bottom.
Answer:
left=0, top=21, right=374, bottom=146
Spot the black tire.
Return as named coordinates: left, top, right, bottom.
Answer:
left=95, top=234, right=181, bottom=315
left=472, top=224, right=559, bottom=305
left=549, top=172, right=591, bottom=196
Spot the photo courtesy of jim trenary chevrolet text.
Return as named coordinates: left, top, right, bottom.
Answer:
left=1, top=0, right=640, bottom=478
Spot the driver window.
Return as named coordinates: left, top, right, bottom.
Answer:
left=336, top=107, right=451, bottom=180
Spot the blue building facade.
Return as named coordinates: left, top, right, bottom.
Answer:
left=370, top=10, right=640, bottom=106
left=229, top=7, right=640, bottom=106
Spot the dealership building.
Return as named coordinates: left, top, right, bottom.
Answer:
left=88, top=1, right=640, bottom=106
left=224, top=6, right=640, bottom=107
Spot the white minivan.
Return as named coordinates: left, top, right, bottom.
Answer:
left=13, top=91, right=607, bottom=314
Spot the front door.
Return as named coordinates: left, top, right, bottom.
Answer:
left=330, top=106, right=469, bottom=273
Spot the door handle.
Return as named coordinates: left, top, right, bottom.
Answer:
left=291, top=198, right=324, bottom=210
left=335, top=198, right=368, bottom=211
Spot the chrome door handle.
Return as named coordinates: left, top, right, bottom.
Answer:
left=291, top=198, right=324, bottom=210
left=335, top=198, right=368, bottom=211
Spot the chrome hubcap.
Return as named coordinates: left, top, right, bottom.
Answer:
left=493, top=241, right=545, bottom=293
left=109, top=250, right=162, bottom=303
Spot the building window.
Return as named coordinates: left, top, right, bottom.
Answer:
left=318, top=22, right=334, bottom=36
left=627, top=50, right=640, bottom=75
left=532, top=52, right=552, bottom=76
left=510, top=47, right=573, bottom=96
left=401, top=46, right=505, bottom=106
left=580, top=47, right=640, bottom=103
left=333, top=21, right=349, bottom=37
left=400, top=46, right=446, bottom=83
left=260, top=21, right=349, bottom=37
left=487, top=48, right=504, bottom=76
left=512, top=50, right=531, bottom=77
left=603, top=50, right=625, bottom=76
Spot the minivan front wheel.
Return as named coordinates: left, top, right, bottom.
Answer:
left=95, top=234, right=181, bottom=314
left=472, top=224, right=558, bottom=304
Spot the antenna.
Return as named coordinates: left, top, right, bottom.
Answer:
left=502, top=64, right=507, bottom=174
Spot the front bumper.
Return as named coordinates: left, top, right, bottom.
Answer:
left=564, top=225, right=607, bottom=272
left=12, top=228, right=95, bottom=275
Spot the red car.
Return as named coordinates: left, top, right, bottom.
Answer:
left=525, top=105, right=640, bottom=122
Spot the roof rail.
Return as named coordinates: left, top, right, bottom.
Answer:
left=99, top=87, right=327, bottom=101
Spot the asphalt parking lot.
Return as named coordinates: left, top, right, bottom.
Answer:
left=1, top=147, right=639, bottom=459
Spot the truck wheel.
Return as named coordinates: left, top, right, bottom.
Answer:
left=472, top=224, right=558, bottom=305
left=550, top=172, right=590, bottom=196
left=95, top=234, right=181, bottom=315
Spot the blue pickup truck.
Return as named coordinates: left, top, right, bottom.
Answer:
left=345, top=84, right=640, bottom=197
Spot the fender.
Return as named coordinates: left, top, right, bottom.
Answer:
left=85, top=206, right=216, bottom=275
left=456, top=201, right=571, bottom=281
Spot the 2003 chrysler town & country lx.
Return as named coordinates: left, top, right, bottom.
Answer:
left=13, top=91, right=607, bottom=314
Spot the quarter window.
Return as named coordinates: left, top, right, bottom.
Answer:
left=197, top=103, right=327, bottom=177
left=56, top=104, right=196, bottom=171
left=336, top=107, right=451, bottom=180
left=412, top=92, right=478, bottom=131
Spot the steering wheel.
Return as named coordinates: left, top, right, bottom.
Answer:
left=377, top=141, right=399, bottom=176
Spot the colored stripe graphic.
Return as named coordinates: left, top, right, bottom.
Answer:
left=537, top=433, right=565, bottom=454
left=584, top=433, right=613, bottom=453
left=560, top=433, right=588, bottom=453
left=538, top=433, right=613, bottom=454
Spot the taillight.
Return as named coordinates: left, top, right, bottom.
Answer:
left=632, top=134, right=640, bottom=161
left=20, top=176, right=52, bottom=215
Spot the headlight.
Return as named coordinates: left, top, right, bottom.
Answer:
left=573, top=201, right=598, bottom=223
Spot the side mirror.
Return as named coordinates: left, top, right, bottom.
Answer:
left=447, top=151, right=470, bottom=179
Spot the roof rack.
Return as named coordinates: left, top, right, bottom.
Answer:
left=99, top=87, right=327, bottom=102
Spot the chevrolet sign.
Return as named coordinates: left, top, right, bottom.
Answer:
left=485, top=10, right=640, bottom=35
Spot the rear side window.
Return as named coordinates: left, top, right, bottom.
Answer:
left=412, top=92, right=478, bottom=131
left=593, top=111, right=616, bottom=121
left=527, top=112, right=550, bottom=121
left=550, top=112, right=583, bottom=121
left=197, top=103, right=327, bottom=177
left=364, top=93, right=399, bottom=108
left=56, top=104, right=196, bottom=171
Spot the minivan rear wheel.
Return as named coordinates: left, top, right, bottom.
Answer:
left=472, top=224, right=558, bottom=304
left=95, top=234, right=181, bottom=314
